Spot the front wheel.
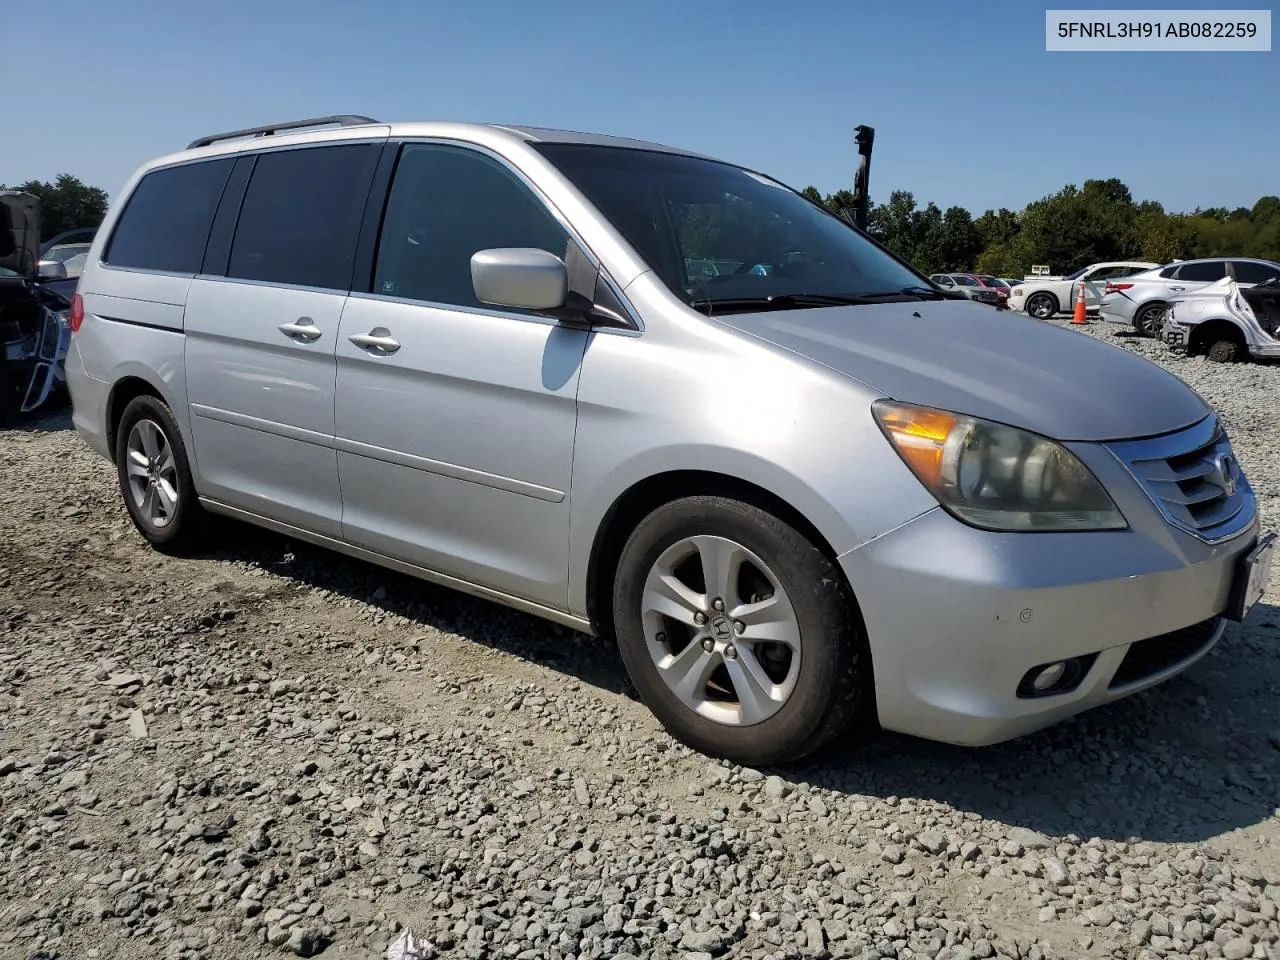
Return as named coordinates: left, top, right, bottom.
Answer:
left=1025, top=293, right=1058, bottom=320
left=115, top=394, right=208, bottom=553
left=611, top=496, right=872, bottom=766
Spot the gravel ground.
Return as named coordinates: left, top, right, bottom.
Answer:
left=2, top=316, right=1279, bottom=960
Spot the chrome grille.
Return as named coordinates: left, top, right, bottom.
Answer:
left=1107, top=415, right=1254, bottom=543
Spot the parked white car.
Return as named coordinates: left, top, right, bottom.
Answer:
left=1009, top=261, right=1159, bottom=320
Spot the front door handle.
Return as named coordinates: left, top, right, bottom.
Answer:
left=348, top=328, right=401, bottom=355
left=278, top=317, right=323, bottom=342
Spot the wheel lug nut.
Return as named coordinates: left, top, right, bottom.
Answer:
left=734, top=620, right=745, bottom=634
left=701, top=637, right=715, bottom=653
left=724, top=645, right=738, bottom=660
left=693, top=612, right=707, bottom=625
left=712, top=598, right=725, bottom=611
left=655, top=631, right=666, bottom=643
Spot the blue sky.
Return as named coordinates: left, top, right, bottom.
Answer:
left=5, top=0, right=1276, bottom=215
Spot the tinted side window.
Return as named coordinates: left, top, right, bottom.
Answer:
left=1232, top=261, right=1280, bottom=284
left=228, top=144, right=379, bottom=290
left=1176, top=261, right=1227, bottom=282
left=372, top=144, right=570, bottom=311
left=104, top=159, right=234, bottom=273
left=1159, top=265, right=1180, bottom=278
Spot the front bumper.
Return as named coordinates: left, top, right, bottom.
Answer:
left=839, top=460, right=1261, bottom=746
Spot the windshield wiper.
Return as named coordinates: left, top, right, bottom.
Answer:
left=689, top=293, right=878, bottom=314
left=856, top=286, right=962, bottom=302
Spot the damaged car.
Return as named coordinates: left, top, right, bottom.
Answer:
left=1162, top=275, right=1280, bottom=363
left=0, top=191, right=74, bottom=423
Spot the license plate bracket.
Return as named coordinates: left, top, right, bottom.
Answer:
left=1223, top=532, right=1276, bottom=622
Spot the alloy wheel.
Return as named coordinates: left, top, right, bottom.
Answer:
left=640, top=535, right=801, bottom=726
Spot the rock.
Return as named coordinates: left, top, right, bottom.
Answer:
left=1223, top=938, right=1253, bottom=960
left=127, top=709, right=148, bottom=738
left=802, top=917, right=826, bottom=951
left=565, top=906, right=602, bottom=930
left=763, top=776, right=789, bottom=798
left=739, top=767, right=765, bottom=783
left=285, top=925, right=329, bottom=956
left=1086, top=906, right=1115, bottom=927
left=1042, top=858, right=1070, bottom=886
left=1007, top=826, right=1052, bottom=850
left=881, top=844, right=906, bottom=864
left=680, top=929, right=728, bottom=954
left=58, top=770, right=88, bottom=791
left=917, top=830, right=947, bottom=855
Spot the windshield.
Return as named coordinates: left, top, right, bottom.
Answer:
left=531, top=143, right=927, bottom=306
left=952, top=275, right=979, bottom=286
left=1062, top=266, right=1089, bottom=281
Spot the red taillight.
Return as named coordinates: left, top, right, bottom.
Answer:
left=1104, top=282, right=1134, bottom=295
left=69, top=293, right=84, bottom=333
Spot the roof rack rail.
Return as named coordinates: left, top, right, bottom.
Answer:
left=186, top=115, right=379, bottom=150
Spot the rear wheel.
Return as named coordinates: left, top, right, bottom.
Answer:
left=1206, top=338, right=1242, bottom=363
left=1134, top=302, right=1168, bottom=337
left=1025, top=293, right=1057, bottom=320
left=114, top=394, right=208, bottom=553
left=611, top=496, right=872, bottom=766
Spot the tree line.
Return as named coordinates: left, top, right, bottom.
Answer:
left=5, top=172, right=1279, bottom=281
left=802, top=179, right=1280, bottom=278
left=0, top=175, right=109, bottom=242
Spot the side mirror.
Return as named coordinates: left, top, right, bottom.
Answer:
left=37, top=259, right=68, bottom=280
left=471, top=248, right=567, bottom=312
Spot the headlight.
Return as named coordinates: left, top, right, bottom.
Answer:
left=1012, top=288, right=1023, bottom=296
left=872, top=400, right=1127, bottom=532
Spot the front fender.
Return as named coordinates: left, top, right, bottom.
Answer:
left=565, top=437, right=937, bottom=619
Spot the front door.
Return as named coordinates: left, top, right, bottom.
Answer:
left=184, top=141, right=383, bottom=536
left=334, top=142, right=589, bottom=609
left=1078, top=265, right=1129, bottom=309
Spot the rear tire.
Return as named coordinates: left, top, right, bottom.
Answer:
left=611, top=495, right=872, bottom=766
left=1134, top=302, right=1168, bottom=337
left=114, top=394, right=208, bottom=554
left=1206, top=339, right=1241, bottom=363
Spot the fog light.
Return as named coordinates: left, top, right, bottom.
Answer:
left=1016, top=653, right=1098, bottom=699
left=1031, top=662, right=1066, bottom=691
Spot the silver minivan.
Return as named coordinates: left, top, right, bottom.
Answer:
left=65, top=116, right=1275, bottom=766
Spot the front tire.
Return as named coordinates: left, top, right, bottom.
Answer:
left=114, top=395, right=207, bottom=553
left=1025, top=293, right=1058, bottom=320
left=611, top=496, right=872, bottom=766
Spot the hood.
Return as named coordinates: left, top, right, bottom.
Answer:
left=0, top=192, right=40, bottom=279
left=714, top=299, right=1212, bottom=442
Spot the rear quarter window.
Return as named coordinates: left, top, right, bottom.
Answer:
left=104, top=159, right=235, bottom=274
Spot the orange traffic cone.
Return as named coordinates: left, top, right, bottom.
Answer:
left=1071, top=279, right=1088, bottom=324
